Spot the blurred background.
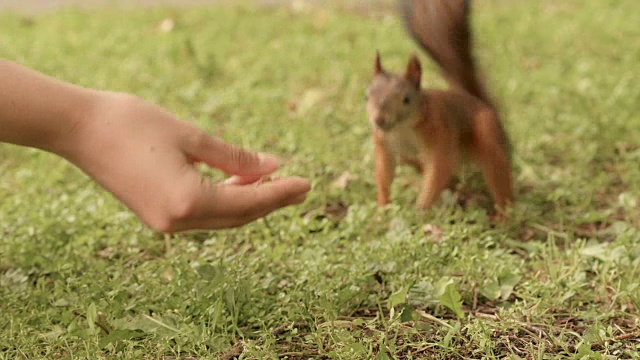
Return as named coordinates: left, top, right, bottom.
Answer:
left=0, top=0, right=393, bottom=13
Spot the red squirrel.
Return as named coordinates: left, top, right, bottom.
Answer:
left=365, top=0, right=513, bottom=215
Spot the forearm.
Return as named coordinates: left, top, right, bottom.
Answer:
left=0, top=60, right=98, bottom=156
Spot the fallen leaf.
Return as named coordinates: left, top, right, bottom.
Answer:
left=291, top=0, right=309, bottom=13
left=423, top=224, right=443, bottom=243
left=161, top=267, right=175, bottom=283
left=331, top=171, right=357, bottom=190
left=286, top=101, right=298, bottom=114
left=296, top=88, right=327, bottom=114
left=522, top=226, right=536, bottom=241
left=96, top=247, right=115, bottom=259
left=324, top=201, right=349, bottom=219
left=158, top=18, right=175, bottom=33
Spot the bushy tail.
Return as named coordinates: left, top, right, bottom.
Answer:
left=400, top=0, right=494, bottom=109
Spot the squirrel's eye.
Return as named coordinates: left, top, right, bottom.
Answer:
left=403, top=94, right=411, bottom=105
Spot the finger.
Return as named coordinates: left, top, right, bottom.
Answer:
left=214, top=176, right=311, bottom=217
left=202, top=188, right=309, bottom=230
left=223, top=174, right=264, bottom=186
left=223, top=174, right=286, bottom=186
left=183, top=130, right=280, bottom=175
left=175, top=176, right=311, bottom=231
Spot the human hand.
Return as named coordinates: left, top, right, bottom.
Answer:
left=61, top=92, right=311, bottom=232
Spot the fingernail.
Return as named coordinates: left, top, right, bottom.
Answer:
left=258, top=153, right=281, bottom=171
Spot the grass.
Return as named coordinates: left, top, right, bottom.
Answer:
left=1, top=0, right=639, bottom=358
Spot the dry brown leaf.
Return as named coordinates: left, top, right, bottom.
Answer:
left=331, top=171, right=357, bottom=190
left=161, top=268, right=175, bottom=283
left=296, top=88, right=327, bottom=114
left=291, top=0, right=310, bottom=13
left=158, top=18, right=175, bottom=33
left=286, top=101, right=298, bottom=114
left=96, top=247, right=115, bottom=259
left=324, top=201, right=349, bottom=219
left=423, top=224, right=443, bottom=243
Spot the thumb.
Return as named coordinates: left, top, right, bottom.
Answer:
left=184, top=131, right=280, bottom=175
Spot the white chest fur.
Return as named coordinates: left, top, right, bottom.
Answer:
left=384, top=123, right=424, bottom=162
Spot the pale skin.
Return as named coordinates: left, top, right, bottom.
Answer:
left=0, top=60, right=311, bottom=233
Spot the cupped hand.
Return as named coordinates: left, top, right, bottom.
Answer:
left=63, top=92, right=310, bottom=232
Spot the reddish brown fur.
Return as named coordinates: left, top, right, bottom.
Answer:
left=367, top=0, right=513, bottom=215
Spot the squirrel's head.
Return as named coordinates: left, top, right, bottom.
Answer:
left=366, top=52, right=422, bottom=131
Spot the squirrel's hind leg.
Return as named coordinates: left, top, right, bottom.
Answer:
left=471, top=112, right=514, bottom=215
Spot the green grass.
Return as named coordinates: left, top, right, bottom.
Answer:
left=1, top=1, right=639, bottom=358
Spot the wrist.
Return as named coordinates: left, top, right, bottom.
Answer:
left=50, top=89, right=105, bottom=160
left=0, top=61, right=104, bottom=155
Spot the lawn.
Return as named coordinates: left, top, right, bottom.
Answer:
left=1, top=0, right=639, bottom=358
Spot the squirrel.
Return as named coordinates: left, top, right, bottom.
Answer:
left=365, top=0, right=513, bottom=215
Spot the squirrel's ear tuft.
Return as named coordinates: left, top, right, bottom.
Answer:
left=374, top=51, right=384, bottom=75
left=405, top=54, right=422, bottom=88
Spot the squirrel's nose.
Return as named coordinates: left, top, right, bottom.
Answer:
left=375, top=116, right=388, bottom=129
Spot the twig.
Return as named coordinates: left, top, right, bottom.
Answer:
left=519, top=324, right=547, bottom=339
left=278, top=352, right=305, bottom=357
left=474, top=312, right=499, bottom=321
left=317, top=320, right=355, bottom=329
left=271, top=321, right=310, bottom=337
left=415, top=310, right=454, bottom=329
left=164, top=233, right=172, bottom=255
left=72, top=311, right=111, bottom=335
left=529, top=223, right=571, bottom=240
left=219, top=343, right=244, bottom=360
left=472, top=285, right=478, bottom=312
left=592, top=329, right=640, bottom=348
